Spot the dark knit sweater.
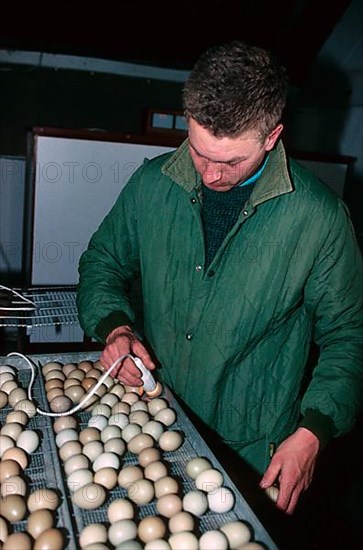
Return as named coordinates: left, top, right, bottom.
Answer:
left=201, top=183, right=255, bottom=268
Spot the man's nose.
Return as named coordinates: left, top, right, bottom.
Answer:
left=201, top=162, right=222, bottom=184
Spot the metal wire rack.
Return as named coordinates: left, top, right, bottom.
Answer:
left=0, top=287, right=79, bottom=328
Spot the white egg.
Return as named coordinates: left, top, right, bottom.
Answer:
left=17, top=430, right=40, bottom=454
left=129, top=410, right=150, bottom=427
left=154, top=408, right=176, bottom=427
left=82, top=441, right=104, bottom=463
left=220, top=520, right=251, bottom=549
left=64, top=454, right=90, bottom=476
left=142, top=420, right=164, bottom=442
left=122, top=423, right=142, bottom=443
left=100, top=425, right=122, bottom=443
left=199, top=530, right=229, bottom=550
left=147, top=397, right=168, bottom=416
left=93, top=452, right=120, bottom=472
left=185, top=457, right=212, bottom=480
left=108, top=519, right=137, bottom=546
left=0, top=435, right=15, bottom=458
left=88, top=415, right=108, bottom=431
left=55, top=428, right=78, bottom=448
left=108, top=413, right=129, bottom=429
left=207, top=486, right=235, bottom=513
left=195, top=468, right=224, bottom=493
left=182, top=490, right=208, bottom=516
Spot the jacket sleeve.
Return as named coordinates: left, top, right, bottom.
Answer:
left=300, top=199, right=363, bottom=440
left=76, top=163, right=144, bottom=343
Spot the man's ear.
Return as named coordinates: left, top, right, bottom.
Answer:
left=265, top=124, right=284, bottom=151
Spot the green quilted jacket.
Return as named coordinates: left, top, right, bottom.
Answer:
left=77, top=140, right=363, bottom=473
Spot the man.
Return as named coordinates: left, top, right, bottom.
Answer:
left=77, top=41, right=363, bottom=514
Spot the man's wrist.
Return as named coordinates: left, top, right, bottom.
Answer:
left=95, top=311, right=133, bottom=342
left=106, top=325, right=133, bottom=344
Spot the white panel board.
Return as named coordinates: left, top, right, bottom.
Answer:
left=31, top=137, right=175, bottom=285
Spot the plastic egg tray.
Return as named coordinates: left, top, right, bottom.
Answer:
left=1, top=352, right=278, bottom=550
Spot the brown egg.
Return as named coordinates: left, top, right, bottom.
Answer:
left=1, top=474, right=27, bottom=497
left=77, top=360, right=94, bottom=373
left=94, top=467, right=118, bottom=490
left=0, top=494, right=27, bottom=521
left=3, top=532, right=32, bottom=550
left=86, top=368, right=102, bottom=380
left=27, top=488, right=60, bottom=512
left=127, top=433, right=154, bottom=454
left=44, top=370, right=65, bottom=382
left=156, top=493, right=182, bottom=518
left=46, top=388, right=64, bottom=402
left=53, top=415, right=78, bottom=433
left=62, top=363, right=77, bottom=376
left=14, top=399, right=37, bottom=418
left=42, top=362, right=63, bottom=376
left=0, top=515, right=8, bottom=542
left=1, top=422, right=23, bottom=441
left=27, top=508, right=54, bottom=538
left=8, top=387, right=27, bottom=408
left=2, top=447, right=29, bottom=470
left=0, top=389, right=8, bottom=408
left=138, top=447, right=161, bottom=467
left=45, top=379, right=63, bottom=392
left=67, top=369, right=85, bottom=381
left=33, top=528, right=64, bottom=550
left=81, top=378, right=97, bottom=391
left=58, top=440, right=83, bottom=462
left=138, top=516, right=166, bottom=543
left=0, top=458, right=21, bottom=482
left=79, top=427, right=101, bottom=445
left=6, top=410, right=29, bottom=426
left=49, top=395, right=72, bottom=413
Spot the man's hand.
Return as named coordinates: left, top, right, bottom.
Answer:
left=100, top=325, right=155, bottom=386
left=260, top=427, right=320, bottom=514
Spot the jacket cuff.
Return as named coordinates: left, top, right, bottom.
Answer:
left=95, top=311, right=133, bottom=343
left=299, top=408, right=337, bottom=450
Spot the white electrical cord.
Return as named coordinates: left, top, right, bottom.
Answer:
left=6, top=351, right=139, bottom=417
left=0, top=284, right=37, bottom=311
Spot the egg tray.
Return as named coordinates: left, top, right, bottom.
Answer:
left=2, top=352, right=279, bottom=550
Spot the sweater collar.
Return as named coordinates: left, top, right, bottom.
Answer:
left=162, top=138, right=293, bottom=205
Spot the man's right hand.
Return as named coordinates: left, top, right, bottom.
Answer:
left=100, top=325, right=156, bottom=386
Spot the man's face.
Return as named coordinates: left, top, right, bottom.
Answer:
left=188, top=118, right=282, bottom=192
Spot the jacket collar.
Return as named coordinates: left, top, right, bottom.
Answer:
left=162, top=138, right=294, bottom=205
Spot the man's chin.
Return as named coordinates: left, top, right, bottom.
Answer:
left=202, top=182, right=235, bottom=192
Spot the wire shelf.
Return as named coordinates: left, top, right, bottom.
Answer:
left=0, top=287, right=79, bottom=328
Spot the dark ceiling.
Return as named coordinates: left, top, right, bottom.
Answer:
left=0, top=0, right=352, bottom=85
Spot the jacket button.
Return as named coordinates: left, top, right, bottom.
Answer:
left=195, top=264, right=202, bottom=271
left=243, top=210, right=248, bottom=216
left=207, top=270, right=215, bottom=277
left=190, top=198, right=197, bottom=204
left=186, top=333, right=193, bottom=340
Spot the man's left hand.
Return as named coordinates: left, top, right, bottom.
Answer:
left=259, top=427, right=320, bottom=514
